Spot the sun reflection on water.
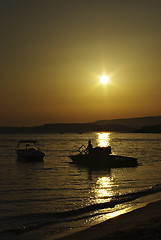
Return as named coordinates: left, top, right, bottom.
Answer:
left=94, top=176, right=113, bottom=203
left=92, top=176, right=134, bottom=223
left=88, top=132, right=134, bottom=224
left=96, top=132, right=110, bottom=147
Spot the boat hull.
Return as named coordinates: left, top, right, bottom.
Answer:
left=16, top=140, right=45, bottom=162
left=16, top=150, right=45, bottom=161
left=68, top=154, right=138, bottom=168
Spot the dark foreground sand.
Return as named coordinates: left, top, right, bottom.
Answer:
left=53, top=200, right=161, bottom=240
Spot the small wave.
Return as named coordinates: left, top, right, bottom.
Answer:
left=1, top=184, right=161, bottom=235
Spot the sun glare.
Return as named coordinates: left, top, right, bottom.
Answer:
left=100, top=75, right=109, bottom=84
left=97, top=132, right=110, bottom=147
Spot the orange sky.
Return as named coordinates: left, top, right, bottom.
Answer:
left=1, top=0, right=161, bottom=126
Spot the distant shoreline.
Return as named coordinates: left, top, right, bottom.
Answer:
left=0, top=116, right=161, bottom=133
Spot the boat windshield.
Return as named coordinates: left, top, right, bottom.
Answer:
left=16, top=141, right=39, bottom=151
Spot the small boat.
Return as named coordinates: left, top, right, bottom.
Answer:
left=16, top=140, right=45, bottom=161
left=68, top=146, right=138, bottom=168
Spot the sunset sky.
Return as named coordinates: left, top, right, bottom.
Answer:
left=1, top=0, right=161, bottom=126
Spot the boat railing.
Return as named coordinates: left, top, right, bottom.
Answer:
left=77, top=145, right=112, bottom=155
left=78, top=145, right=88, bottom=154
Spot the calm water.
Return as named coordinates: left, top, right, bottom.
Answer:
left=0, top=132, right=161, bottom=238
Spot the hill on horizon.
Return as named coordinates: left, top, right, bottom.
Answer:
left=1, top=115, right=161, bottom=133
left=93, top=115, right=161, bottom=129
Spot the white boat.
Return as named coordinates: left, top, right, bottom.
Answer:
left=68, top=146, right=138, bottom=168
left=16, top=140, right=45, bottom=161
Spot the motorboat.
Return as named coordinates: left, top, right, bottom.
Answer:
left=68, top=145, right=138, bottom=168
left=16, top=140, right=45, bottom=161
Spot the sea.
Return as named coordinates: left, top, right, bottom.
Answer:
left=0, top=132, right=161, bottom=239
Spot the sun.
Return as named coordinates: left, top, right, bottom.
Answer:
left=100, top=75, right=109, bottom=84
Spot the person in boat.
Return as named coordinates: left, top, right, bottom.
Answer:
left=86, top=140, right=93, bottom=154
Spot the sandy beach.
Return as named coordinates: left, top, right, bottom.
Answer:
left=52, top=200, right=161, bottom=240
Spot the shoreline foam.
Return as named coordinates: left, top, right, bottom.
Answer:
left=4, top=198, right=161, bottom=240
left=51, top=199, right=161, bottom=240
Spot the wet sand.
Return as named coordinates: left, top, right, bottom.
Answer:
left=52, top=200, right=161, bottom=240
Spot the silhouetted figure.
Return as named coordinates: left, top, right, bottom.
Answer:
left=86, top=140, right=92, bottom=154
